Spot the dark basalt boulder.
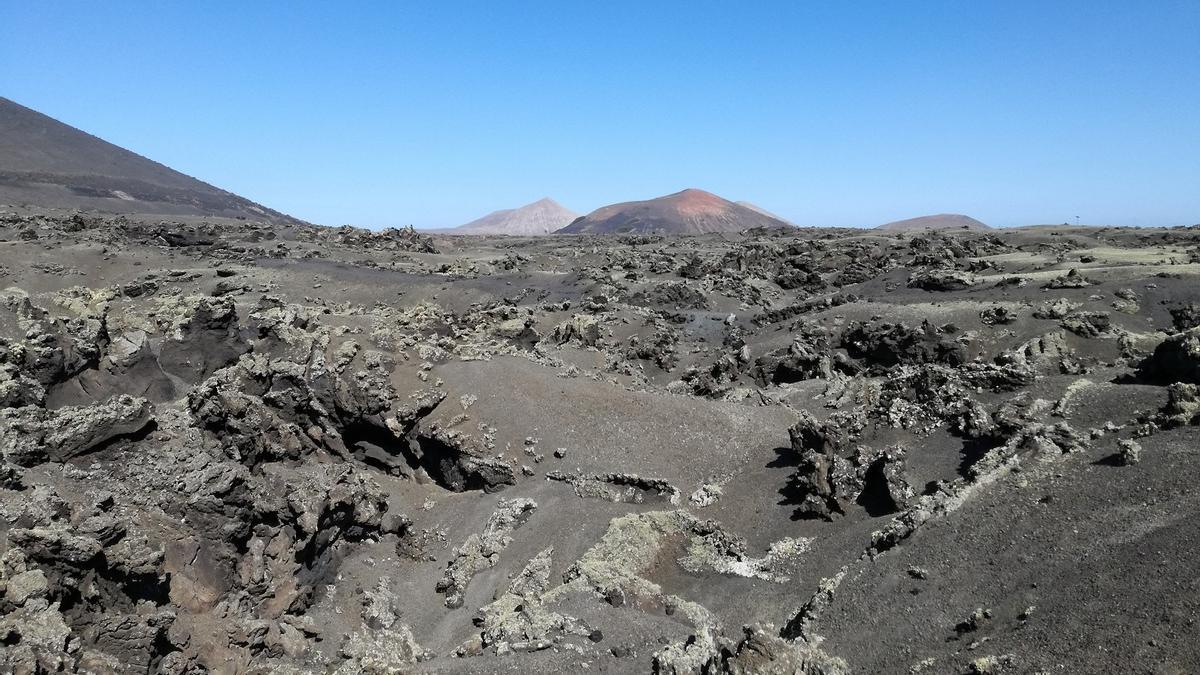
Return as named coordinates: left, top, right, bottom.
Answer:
left=908, top=268, right=976, bottom=291
left=1137, top=327, right=1200, bottom=384
left=783, top=413, right=913, bottom=520
left=841, top=320, right=966, bottom=373
left=1170, top=303, right=1200, bottom=331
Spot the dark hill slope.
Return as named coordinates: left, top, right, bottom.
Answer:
left=0, top=97, right=302, bottom=223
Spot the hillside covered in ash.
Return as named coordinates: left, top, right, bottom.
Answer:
left=0, top=98, right=302, bottom=225
left=1, top=207, right=1199, bottom=674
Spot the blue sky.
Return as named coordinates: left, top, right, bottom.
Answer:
left=2, top=1, right=1198, bottom=228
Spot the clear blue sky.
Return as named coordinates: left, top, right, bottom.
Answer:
left=2, top=1, right=1198, bottom=228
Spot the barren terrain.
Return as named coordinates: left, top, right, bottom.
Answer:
left=2, top=206, right=1200, bottom=674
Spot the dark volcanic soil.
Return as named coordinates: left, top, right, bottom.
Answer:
left=1, top=205, right=1199, bottom=674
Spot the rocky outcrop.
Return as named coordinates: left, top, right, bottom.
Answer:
left=869, top=415, right=1088, bottom=556
left=437, top=499, right=537, bottom=608
left=0, top=395, right=153, bottom=466
left=188, top=304, right=447, bottom=473
left=1043, top=268, right=1092, bottom=289
left=470, top=548, right=591, bottom=654
left=1170, top=303, right=1200, bottom=331
left=750, top=329, right=855, bottom=386
left=337, top=579, right=431, bottom=672
left=551, top=314, right=602, bottom=347
left=908, top=268, right=976, bottom=291
left=1160, top=383, right=1200, bottom=427
left=785, top=413, right=913, bottom=520
left=1137, top=327, right=1200, bottom=384
left=156, top=295, right=250, bottom=384
left=840, top=321, right=965, bottom=373
left=545, top=471, right=680, bottom=504
left=629, top=282, right=710, bottom=310
left=653, top=624, right=847, bottom=675
left=412, top=425, right=517, bottom=492
left=0, top=290, right=107, bottom=406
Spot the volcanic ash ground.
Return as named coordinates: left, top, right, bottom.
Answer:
left=1, top=210, right=1199, bottom=673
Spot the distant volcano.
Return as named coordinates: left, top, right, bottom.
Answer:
left=557, top=189, right=793, bottom=234
left=736, top=201, right=794, bottom=226
left=876, top=214, right=990, bottom=231
left=446, top=198, right=578, bottom=235
left=0, top=97, right=302, bottom=223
